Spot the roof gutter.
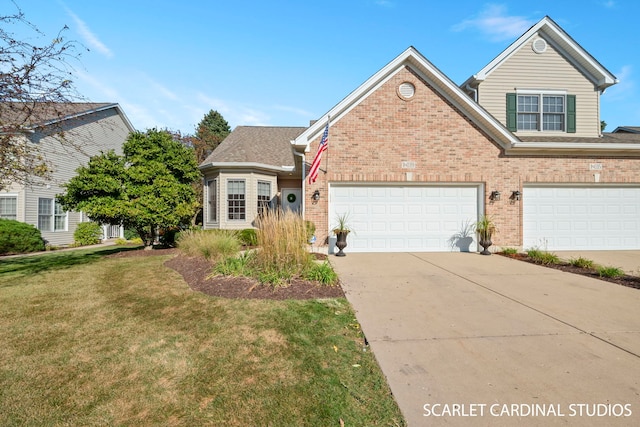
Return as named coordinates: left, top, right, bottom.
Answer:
left=198, top=162, right=295, bottom=172
left=507, top=141, right=640, bottom=156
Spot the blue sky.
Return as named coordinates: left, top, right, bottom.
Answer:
left=6, top=1, right=640, bottom=133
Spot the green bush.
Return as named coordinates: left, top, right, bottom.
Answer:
left=500, top=247, right=519, bottom=256
left=304, top=221, right=316, bottom=241
left=73, top=222, right=103, bottom=246
left=526, top=248, right=560, bottom=265
left=237, top=229, right=258, bottom=246
left=0, top=219, right=45, bottom=255
left=569, top=257, right=595, bottom=269
left=124, top=228, right=139, bottom=240
left=304, top=261, right=338, bottom=285
left=597, top=266, right=624, bottom=278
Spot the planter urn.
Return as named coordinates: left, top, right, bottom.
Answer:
left=478, top=234, right=492, bottom=255
left=335, top=230, right=349, bottom=257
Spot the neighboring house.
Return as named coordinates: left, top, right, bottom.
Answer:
left=200, top=16, right=640, bottom=252
left=612, top=127, right=640, bottom=134
left=0, top=102, right=135, bottom=246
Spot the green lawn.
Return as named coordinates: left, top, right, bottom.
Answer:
left=0, top=247, right=405, bottom=426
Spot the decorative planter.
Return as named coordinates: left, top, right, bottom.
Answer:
left=335, top=230, right=349, bottom=257
left=478, top=235, right=492, bottom=255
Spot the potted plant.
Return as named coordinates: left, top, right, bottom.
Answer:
left=332, top=212, right=351, bottom=257
left=475, top=215, right=496, bottom=255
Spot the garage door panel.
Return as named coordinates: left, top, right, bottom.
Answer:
left=330, top=185, right=479, bottom=252
left=523, top=186, right=640, bottom=250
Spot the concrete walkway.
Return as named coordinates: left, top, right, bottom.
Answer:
left=331, top=252, right=640, bottom=426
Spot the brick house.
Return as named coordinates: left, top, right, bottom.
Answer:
left=200, top=16, right=640, bottom=252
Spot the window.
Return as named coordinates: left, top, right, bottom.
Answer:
left=38, top=198, right=67, bottom=231
left=257, top=181, right=271, bottom=214
left=0, top=196, right=17, bottom=220
left=207, top=179, right=217, bottom=222
left=507, top=93, right=575, bottom=133
left=227, top=180, right=245, bottom=220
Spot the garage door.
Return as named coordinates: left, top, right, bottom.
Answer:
left=329, top=185, right=480, bottom=252
left=523, top=186, right=640, bottom=250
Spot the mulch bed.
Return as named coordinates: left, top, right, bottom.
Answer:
left=499, top=253, right=640, bottom=290
left=108, top=247, right=345, bottom=300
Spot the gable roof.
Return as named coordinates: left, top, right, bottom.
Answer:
left=200, top=126, right=306, bottom=172
left=293, top=46, right=519, bottom=152
left=463, top=16, right=617, bottom=91
left=612, top=126, right=640, bottom=134
left=0, top=102, right=135, bottom=133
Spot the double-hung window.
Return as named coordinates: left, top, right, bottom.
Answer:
left=227, top=180, right=245, bottom=220
left=507, top=92, right=575, bottom=133
left=257, top=181, right=271, bottom=214
left=38, top=198, right=67, bottom=232
left=207, top=179, right=217, bottom=222
left=0, top=196, right=17, bottom=220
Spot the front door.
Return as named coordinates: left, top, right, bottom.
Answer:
left=281, top=188, right=301, bottom=213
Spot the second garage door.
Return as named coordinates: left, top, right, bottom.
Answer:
left=329, top=185, right=480, bottom=252
left=523, top=185, right=640, bottom=250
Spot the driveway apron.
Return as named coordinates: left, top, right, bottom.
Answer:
left=330, top=252, right=640, bottom=426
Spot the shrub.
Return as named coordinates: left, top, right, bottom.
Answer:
left=73, top=222, right=103, bottom=246
left=177, top=229, right=241, bottom=261
left=0, top=219, right=45, bottom=255
left=212, top=251, right=255, bottom=277
left=526, top=249, right=560, bottom=265
left=255, top=209, right=313, bottom=281
left=569, top=257, right=595, bottom=269
left=304, top=221, right=316, bottom=241
left=597, top=266, right=624, bottom=278
left=304, top=261, right=338, bottom=285
left=237, top=228, right=258, bottom=246
left=500, top=247, right=519, bottom=256
left=124, top=228, right=139, bottom=240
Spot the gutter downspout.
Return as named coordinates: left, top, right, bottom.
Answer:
left=465, top=83, right=478, bottom=103
left=293, top=150, right=305, bottom=217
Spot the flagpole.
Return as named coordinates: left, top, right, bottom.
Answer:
left=325, top=115, right=331, bottom=182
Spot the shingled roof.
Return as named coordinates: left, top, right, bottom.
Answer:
left=518, top=133, right=640, bottom=144
left=0, top=102, right=115, bottom=129
left=200, top=126, right=307, bottom=170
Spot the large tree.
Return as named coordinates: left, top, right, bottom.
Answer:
left=193, top=109, right=230, bottom=163
left=0, top=3, right=87, bottom=190
left=58, top=129, right=201, bottom=247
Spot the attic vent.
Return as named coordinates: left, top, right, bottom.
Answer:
left=398, top=82, right=415, bottom=100
left=532, top=38, right=547, bottom=54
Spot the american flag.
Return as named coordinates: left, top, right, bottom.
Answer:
left=307, top=122, right=329, bottom=184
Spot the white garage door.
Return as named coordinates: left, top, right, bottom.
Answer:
left=523, top=186, right=640, bottom=250
left=329, top=185, right=480, bottom=252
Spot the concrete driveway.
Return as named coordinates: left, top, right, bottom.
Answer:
left=331, top=252, right=640, bottom=426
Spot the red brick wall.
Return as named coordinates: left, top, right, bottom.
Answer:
left=305, top=66, right=640, bottom=248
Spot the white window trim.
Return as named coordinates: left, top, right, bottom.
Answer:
left=38, top=198, right=68, bottom=232
left=515, top=89, right=567, bottom=132
left=0, top=194, right=18, bottom=220
left=226, top=179, right=246, bottom=221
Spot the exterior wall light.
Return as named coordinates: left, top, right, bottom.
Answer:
left=490, top=190, right=501, bottom=201
left=511, top=190, right=521, bottom=201
left=312, top=190, right=320, bottom=201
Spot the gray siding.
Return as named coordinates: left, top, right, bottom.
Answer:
left=477, top=38, right=601, bottom=138
left=10, top=107, right=131, bottom=246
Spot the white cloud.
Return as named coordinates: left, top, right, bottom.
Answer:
left=65, top=8, right=114, bottom=58
left=451, top=4, right=535, bottom=42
